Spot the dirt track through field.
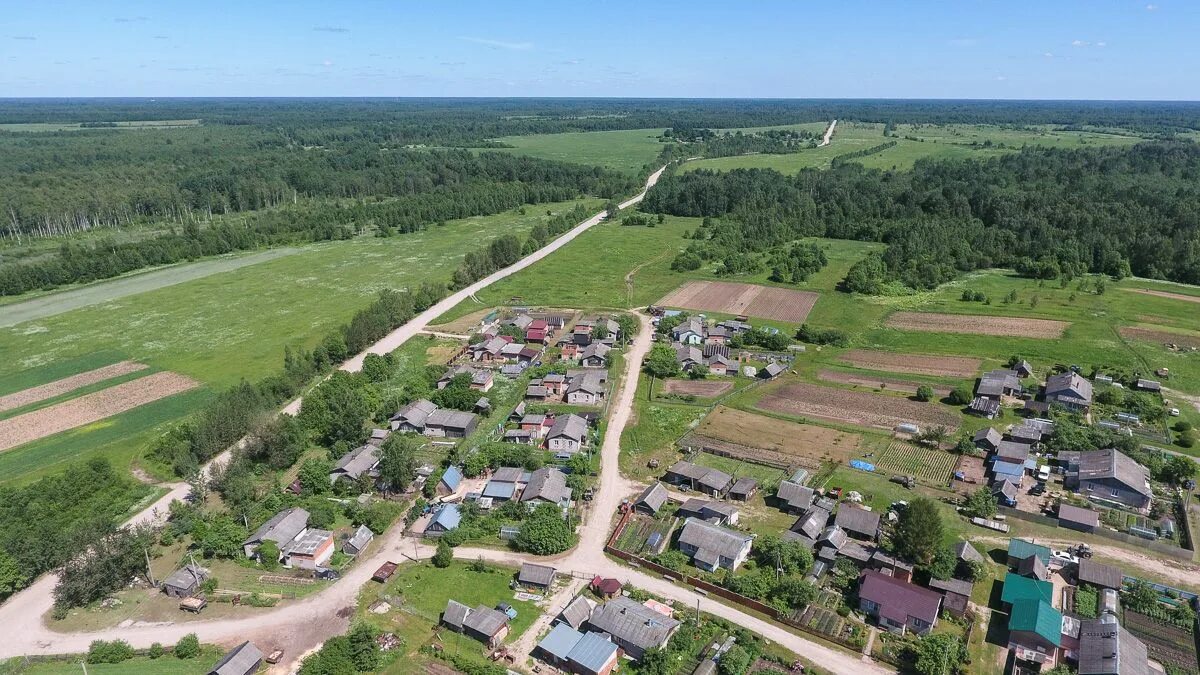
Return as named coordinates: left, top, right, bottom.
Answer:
left=817, top=370, right=951, bottom=397
left=1126, top=288, right=1200, bottom=305
left=0, top=361, right=149, bottom=413
left=840, top=349, right=981, bottom=378
left=756, top=381, right=960, bottom=432
left=0, top=372, right=198, bottom=451
left=658, top=280, right=819, bottom=323
left=886, top=311, right=1069, bottom=338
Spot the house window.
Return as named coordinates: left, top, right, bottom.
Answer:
left=862, top=600, right=878, bottom=612
left=1110, top=487, right=1119, bottom=498
left=1085, top=483, right=1094, bottom=492
left=912, top=618, right=927, bottom=629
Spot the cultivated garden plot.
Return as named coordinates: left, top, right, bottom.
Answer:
left=870, top=442, right=958, bottom=485
left=755, top=382, right=960, bottom=432
left=1119, top=325, right=1200, bottom=350
left=1122, top=608, right=1200, bottom=673
left=0, top=372, right=198, bottom=452
left=0, top=360, right=148, bottom=413
left=692, top=406, right=861, bottom=465
left=885, top=311, right=1070, bottom=338
left=839, top=349, right=982, bottom=379
left=817, top=370, right=951, bottom=397
left=658, top=280, right=819, bottom=323
left=661, top=378, right=733, bottom=398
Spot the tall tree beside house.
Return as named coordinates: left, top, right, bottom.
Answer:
left=963, top=487, right=997, bottom=519
left=432, top=539, right=453, bottom=568
left=53, top=525, right=157, bottom=610
left=892, top=498, right=944, bottom=567
left=514, top=503, right=577, bottom=555
left=643, top=343, right=682, bottom=394
left=913, top=633, right=967, bottom=675
left=299, top=371, right=373, bottom=446
left=377, top=433, right=421, bottom=493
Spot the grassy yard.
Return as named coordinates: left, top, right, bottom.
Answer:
left=492, top=128, right=666, bottom=175
left=358, top=561, right=541, bottom=673
left=3, top=647, right=224, bottom=675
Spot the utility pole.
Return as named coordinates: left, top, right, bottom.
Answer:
left=144, top=548, right=155, bottom=586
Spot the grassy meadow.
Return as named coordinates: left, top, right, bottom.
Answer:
left=0, top=200, right=597, bottom=484
left=681, top=122, right=1146, bottom=174
left=493, top=128, right=666, bottom=175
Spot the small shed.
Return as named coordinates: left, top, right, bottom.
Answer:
left=518, top=562, right=557, bottom=591
left=162, top=563, right=207, bottom=599
left=1057, top=503, right=1099, bottom=533
left=207, top=641, right=263, bottom=675
left=343, top=524, right=374, bottom=556
left=728, top=477, right=758, bottom=501
left=1077, top=559, right=1124, bottom=590
left=928, top=577, right=973, bottom=617
left=591, top=576, right=623, bottom=599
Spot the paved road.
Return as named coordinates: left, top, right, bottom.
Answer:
left=819, top=119, right=837, bottom=147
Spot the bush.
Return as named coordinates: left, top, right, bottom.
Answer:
left=148, top=642, right=165, bottom=659
left=432, top=539, right=453, bottom=568
left=87, top=640, right=134, bottom=664
left=1174, top=421, right=1192, bottom=432
left=796, top=324, right=849, bottom=347
left=174, top=633, right=201, bottom=659
left=1180, top=430, right=1198, bottom=448
left=947, top=387, right=972, bottom=406
left=915, top=385, right=934, bottom=402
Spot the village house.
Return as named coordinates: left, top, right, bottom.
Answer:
left=728, top=477, right=758, bottom=501
left=438, top=365, right=495, bottom=392
left=390, top=399, right=438, bottom=433
left=470, top=335, right=515, bottom=363
left=974, top=427, right=1003, bottom=452
left=775, top=480, right=815, bottom=513
left=453, top=602, right=511, bottom=647
left=585, top=596, right=681, bottom=661
left=566, top=372, right=606, bottom=405
left=1009, top=423, right=1044, bottom=446
left=994, top=440, right=1031, bottom=464
left=672, top=318, right=706, bottom=345
left=663, top=460, right=732, bottom=497
left=518, top=413, right=556, bottom=439
left=785, top=506, right=832, bottom=546
left=1060, top=448, right=1152, bottom=511
left=705, top=353, right=737, bottom=376
left=834, top=505, right=881, bottom=542
left=579, top=342, right=611, bottom=368
left=633, top=482, right=669, bottom=515
left=1077, top=615, right=1150, bottom=675
left=1058, top=503, right=1100, bottom=532
left=520, top=467, right=573, bottom=506
left=558, top=596, right=597, bottom=630
left=426, top=503, right=462, bottom=535
left=242, top=507, right=310, bottom=559
left=329, top=444, right=380, bottom=485
left=282, top=528, right=336, bottom=570
left=677, top=517, right=753, bottom=571
left=1008, top=598, right=1065, bottom=668
left=993, top=479, right=1019, bottom=507
left=207, top=642, right=264, bottom=675
left=977, top=369, right=1021, bottom=400
left=547, top=413, right=590, bottom=456
left=927, top=577, right=973, bottom=618
left=366, top=427, right=389, bottom=446
left=535, top=624, right=622, bottom=675
left=437, top=465, right=463, bottom=496
left=858, top=570, right=942, bottom=635
left=543, top=373, right=568, bottom=396
left=423, top=408, right=480, bottom=438
left=1045, top=371, right=1094, bottom=412
left=704, top=325, right=732, bottom=345
left=677, top=498, right=739, bottom=526
left=674, top=344, right=704, bottom=372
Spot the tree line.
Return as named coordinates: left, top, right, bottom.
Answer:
left=643, top=141, right=1200, bottom=290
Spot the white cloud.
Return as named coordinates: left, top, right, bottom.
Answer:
left=322, top=60, right=334, bottom=67
left=1043, top=52, right=1055, bottom=58
left=1072, top=39, right=1089, bottom=47
left=1096, top=41, right=1107, bottom=47
left=995, top=75, right=1008, bottom=81
left=458, top=36, right=534, bottom=51
left=1146, top=3, right=1158, bottom=10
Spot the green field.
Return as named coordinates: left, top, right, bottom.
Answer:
left=0, top=200, right=596, bottom=483
left=493, top=128, right=666, bottom=175
left=2, top=647, right=223, bottom=675
left=681, top=122, right=1145, bottom=174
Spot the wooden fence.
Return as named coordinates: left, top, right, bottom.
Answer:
left=996, top=506, right=1195, bottom=560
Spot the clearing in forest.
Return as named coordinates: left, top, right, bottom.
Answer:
left=885, top=311, right=1069, bottom=338
left=658, top=280, right=819, bottom=323
left=839, top=349, right=981, bottom=378
left=0, top=361, right=149, bottom=413
left=0, top=372, right=199, bottom=452
left=690, top=406, right=860, bottom=467
left=755, top=381, right=960, bottom=432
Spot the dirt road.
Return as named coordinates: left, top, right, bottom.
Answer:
left=820, top=119, right=837, bottom=147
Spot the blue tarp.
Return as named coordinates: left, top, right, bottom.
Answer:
left=850, top=460, right=876, bottom=472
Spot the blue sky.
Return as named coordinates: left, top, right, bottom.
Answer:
left=1, top=1, right=1194, bottom=99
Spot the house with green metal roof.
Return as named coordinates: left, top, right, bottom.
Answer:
left=1000, top=573, right=1053, bottom=607
left=1007, top=538, right=1051, bottom=568
left=1008, top=598, right=1064, bottom=668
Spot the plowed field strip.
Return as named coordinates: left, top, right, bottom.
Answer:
left=0, top=372, right=199, bottom=452
left=817, top=370, right=951, bottom=397
left=839, top=349, right=980, bottom=378
left=658, top=280, right=819, bottom=323
left=1119, top=325, right=1200, bottom=350
left=755, top=382, right=959, bottom=432
left=0, top=361, right=150, bottom=413
left=885, top=312, right=1069, bottom=338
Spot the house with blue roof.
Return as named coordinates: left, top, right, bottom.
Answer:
left=438, top=466, right=464, bottom=497
left=427, top=503, right=462, bottom=534
left=992, top=459, right=1025, bottom=483
left=535, top=623, right=621, bottom=675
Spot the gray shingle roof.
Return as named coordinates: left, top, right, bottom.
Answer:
left=463, top=604, right=509, bottom=637
left=345, top=524, right=373, bottom=552
left=1078, top=617, right=1149, bottom=675
left=1077, top=559, right=1124, bottom=590
left=391, top=399, right=438, bottom=427
left=974, top=428, right=1002, bottom=447
left=521, top=467, right=572, bottom=504
left=678, top=518, right=752, bottom=562
left=244, top=507, right=309, bottom=547
left=729, top=477, right=757, bottom=496
left=978, top=369, right=1020, bottom=397
left=834, top=505, right=880, bottom=538
left=634, top=482, right=669, bottom=513
left=1058, top=503, right=1099, bottom=528
left=954, top=541, right=985, bottom=564
left=443, top=599, right=471, bottom=629
left=928, top=577, right=974, bottom=598
left=426, top=408, right=478, bottom=431
left=791, top=506, right=831, bottom=540
left=586, top=596, right=680, bottom=651
left=518, top=562, right=557, bottom=587
left=1046, top=371, right=1093, bottom=403
left=995, top=441, right=1031, bottom=462
left=548, top=414, right=589, bottom=442
left=492, top=466, right=530, bottom=483
left=208, top=641, right=263, bottom=675
left=1074, top=448, right=1151, bottom=497
left=332, top=444, right=380, bottom=480
left=776, top=480, right=814, bottom=510
left=163, top=563, right=206, bottom=592
left=559, top=596, right=594, bottom=630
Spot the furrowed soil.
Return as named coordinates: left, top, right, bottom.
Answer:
left=885, top=311, right=1069, bottom=338
left=1119, top=325, right=1200, bottom=350
left=661, top=379, right=734, bottom=397
left=658, top=280, right=819, bottom=323
left=0, top=361, right=149, bottom=413
left=692, top=405, right=860, bottom=465
left=817, top=370, right=951, bottom=397
left=755, top=381, right=960, bottom=432
left=0, top=372, right=198, bottom=452
left=839, top=349, right=981, bottom=378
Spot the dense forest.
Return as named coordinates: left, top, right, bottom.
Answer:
left=642, top=141, right=1200, bottom=288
